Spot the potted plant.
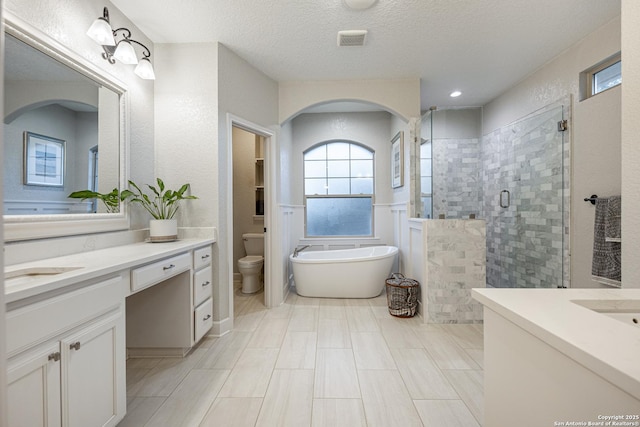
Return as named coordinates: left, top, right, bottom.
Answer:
left=120, top=178, right=197, bottom=242
left=68, top=188, right=121, bottom=213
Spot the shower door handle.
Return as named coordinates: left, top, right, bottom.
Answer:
left=499, top=190, right=510, bottom=208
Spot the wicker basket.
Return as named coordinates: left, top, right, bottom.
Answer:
left=385, top=273, right=420, bottom=318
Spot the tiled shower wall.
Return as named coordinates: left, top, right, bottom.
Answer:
left=432, top=138, right=482, bottom=219
left=482, top=106, right=568, bottom=288
left=431, top=101, right=570, bottom=289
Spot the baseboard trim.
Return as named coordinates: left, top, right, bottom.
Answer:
left=208, top=316, right=232, bottom=337
left=127, top=347, right=190, bottom=358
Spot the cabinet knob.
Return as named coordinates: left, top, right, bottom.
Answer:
left=202, top=281, right=211, bottom=287
left=69, top=341, right=81, bottom=351
left=201, top=254, right=210, bottom=260
left=48, top=352, right=61, bottom=362
left=203, top=314, right=212, bottom=321
left=163, top=264, right=176, bottom=271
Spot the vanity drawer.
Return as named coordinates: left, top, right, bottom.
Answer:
left=194, top=298, right=213, bottom=343
left=193, top=246, right=212, bottom=270
left=131, top=253, right=191, bottom=293
left=6, top=275, right=123, bottom=356
left=193, top=266, right=212, bottom=307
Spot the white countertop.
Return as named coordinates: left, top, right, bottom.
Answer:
left=5, top=238, right=215, bottom=304
left=473, top=288, right=640, bottom=401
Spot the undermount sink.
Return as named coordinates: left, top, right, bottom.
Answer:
left=598, top=312, right=640, bottom=328
left=4, top=266, right=82, bottom=281
left=572, top=299, right=640, bottom=329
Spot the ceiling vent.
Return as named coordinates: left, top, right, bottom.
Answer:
left=337, top=30, right=368, bottom=47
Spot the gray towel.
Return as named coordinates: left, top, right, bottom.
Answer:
left=592, top=197, right=621, bottom=287
left=605, top=195, right=621, bottom=242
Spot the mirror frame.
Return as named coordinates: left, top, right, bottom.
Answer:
left=3, top=11, right=130, bottom=241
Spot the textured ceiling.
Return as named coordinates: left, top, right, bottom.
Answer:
left=109, top=0, right=620, bottom=111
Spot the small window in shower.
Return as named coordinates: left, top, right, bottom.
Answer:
left=303, top=141, right=374, bottom=237
left=581, top=52, right=621, bottom=100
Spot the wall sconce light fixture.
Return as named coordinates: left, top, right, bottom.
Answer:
left=86, top=7, right=155, bottom=80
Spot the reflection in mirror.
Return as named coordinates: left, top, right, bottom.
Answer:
left=3, top=33, right=121, bottom=215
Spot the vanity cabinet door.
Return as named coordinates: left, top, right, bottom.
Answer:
left=62, top=310, right=124, bottom=427
left=7, top=343, right=62, bottom=427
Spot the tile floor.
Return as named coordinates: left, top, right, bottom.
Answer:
left=118, top=286, right=484, bottom=426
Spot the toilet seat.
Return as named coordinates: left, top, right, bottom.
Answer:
left=238, top=255, right=263, bottom=267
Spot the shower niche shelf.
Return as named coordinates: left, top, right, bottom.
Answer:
left=254, top=137, right=264, bottom=218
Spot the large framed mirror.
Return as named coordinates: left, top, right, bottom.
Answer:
left=3, top=12, right=129, bottom=241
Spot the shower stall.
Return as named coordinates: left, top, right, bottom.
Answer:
left=420, top=100, right=570, bottom=289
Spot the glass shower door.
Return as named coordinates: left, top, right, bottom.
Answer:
left=496, top=104, right=566, bottom=288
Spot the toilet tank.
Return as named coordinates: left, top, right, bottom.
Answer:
left=242, top=233, right=264, bottom=256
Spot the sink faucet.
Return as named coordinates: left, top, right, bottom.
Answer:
left=293, top=245, right=310, bottom=257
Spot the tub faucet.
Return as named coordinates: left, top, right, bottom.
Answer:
left=293, top=245, right=310, bottom=257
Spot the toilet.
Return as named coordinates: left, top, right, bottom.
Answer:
left=238, top=233, right=264, bottom=294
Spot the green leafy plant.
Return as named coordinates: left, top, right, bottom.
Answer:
left=120, top=178, right=197, bottom=220
left=68, top=188, right=121, bottom=213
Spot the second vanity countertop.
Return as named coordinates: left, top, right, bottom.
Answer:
left=5, top=237, right=216, bottom=304
left=473, top=287, right=640, bottom=401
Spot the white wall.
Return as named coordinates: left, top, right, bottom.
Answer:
left=482, top=16, right=621, bottom=289
left=278, top=121, right=293, bottom=206
left=482, top=16, right=621, bottom=133
left=154, top=43, right=218, bottom=229
left=279, top=78, right=421, bottom=123
left=277, top=121, right=294, bottom=297
left=621, top=0, right=640, bottom=288
left=154, top=42, right=222, bottom=332
left=432, top=108, right=482, bottom=139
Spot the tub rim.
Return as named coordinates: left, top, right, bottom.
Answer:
left=289, top=245, right=398, bottom=264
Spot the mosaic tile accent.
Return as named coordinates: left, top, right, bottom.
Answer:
left=423, top=220, right=486, bottom=323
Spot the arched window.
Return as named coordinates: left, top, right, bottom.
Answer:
left=303, top=141, right=374, bottom=236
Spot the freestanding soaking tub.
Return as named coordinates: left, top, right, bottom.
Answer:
left=290, top=246, right=398, bottom=298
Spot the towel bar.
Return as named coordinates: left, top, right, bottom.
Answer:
left=584, top=195, right=598, bottom=205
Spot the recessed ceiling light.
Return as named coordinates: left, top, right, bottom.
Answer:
left=450, top=90, right=462, bottom=98
left=343, top=0, right=377, bottom=10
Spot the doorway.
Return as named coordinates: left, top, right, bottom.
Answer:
left=231, top=126, right=266, bottom=313
left=227, top=115, right=276, bottom=330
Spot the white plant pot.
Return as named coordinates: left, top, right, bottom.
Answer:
left=149, top=219, right=178, bottom=242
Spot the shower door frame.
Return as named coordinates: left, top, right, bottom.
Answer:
left=486, top=99, right=571, bottom=289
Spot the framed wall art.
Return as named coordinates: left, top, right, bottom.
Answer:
left=23, top=131, right=65, bottom=187
left=391, top=131, right=404, bottom=188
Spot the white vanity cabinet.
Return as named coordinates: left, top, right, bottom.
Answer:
left=126, top=244, right=214, bottom=356
left=5, top=237, right=216, bottom=425
left=6, top=275, right=126, bottom=427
